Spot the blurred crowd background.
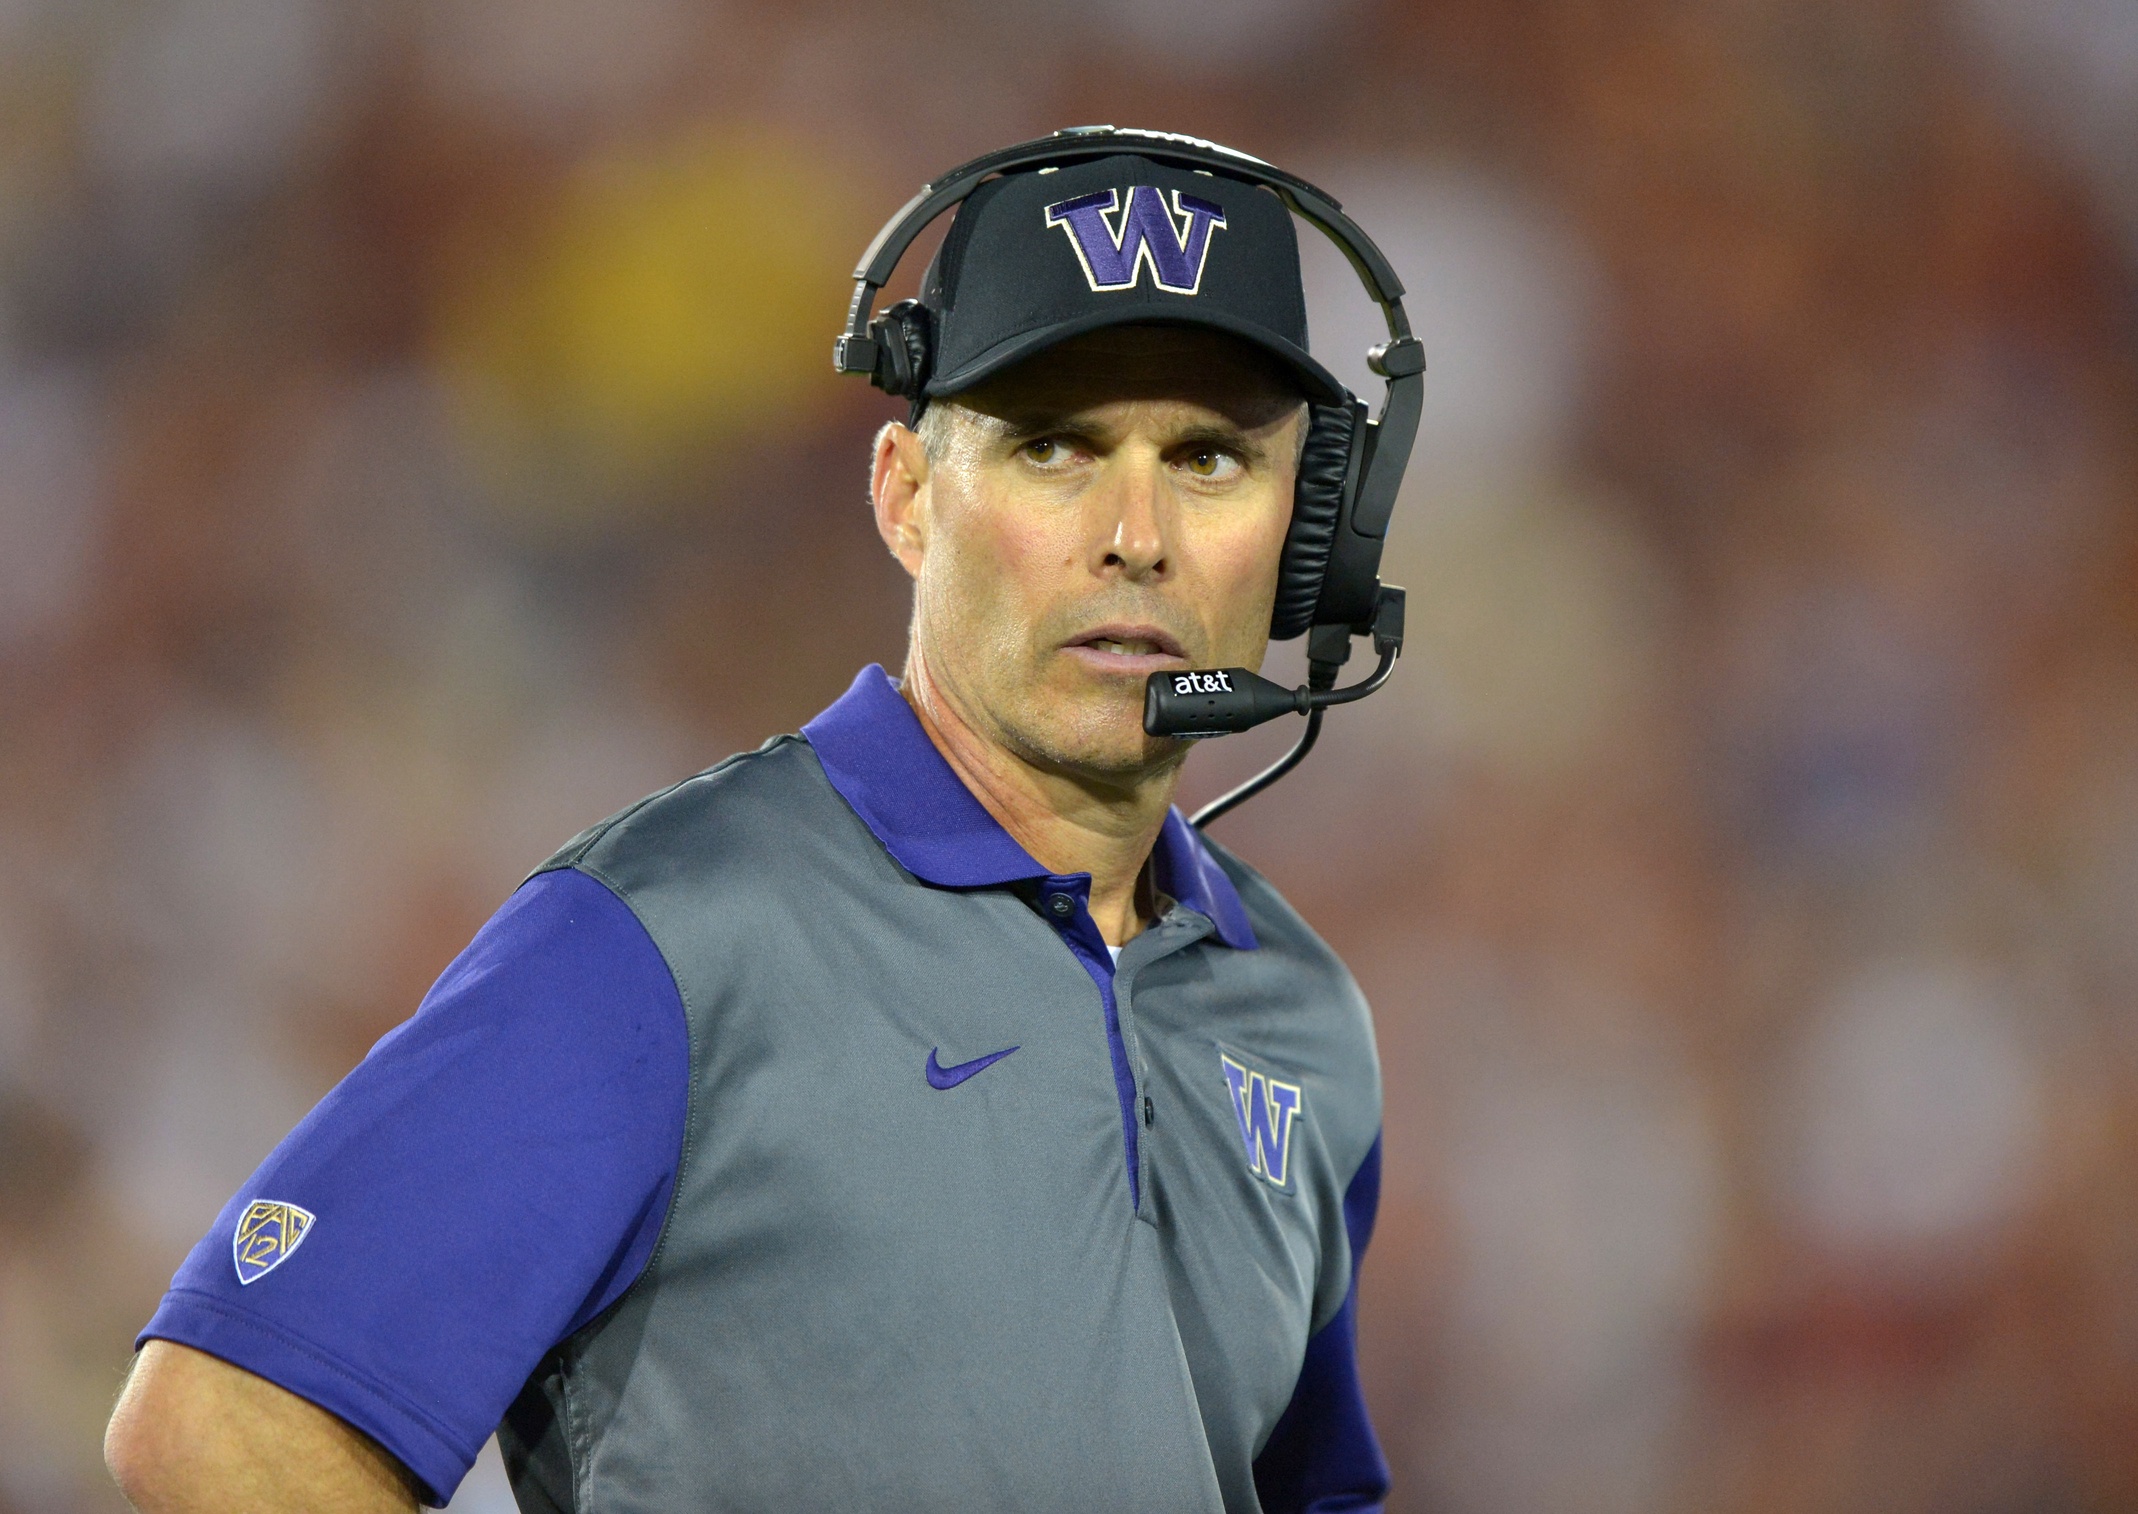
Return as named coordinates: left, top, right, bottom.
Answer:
left=2, top=0, right=2136, bottom=1509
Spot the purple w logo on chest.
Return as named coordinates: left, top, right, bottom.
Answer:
left=1043, top=186, right=1228, bottom=296
left=1220, top=1052, right=1303, bottom=1188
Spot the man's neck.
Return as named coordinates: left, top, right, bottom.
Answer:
left=900, top=657, right=1176, bottom=949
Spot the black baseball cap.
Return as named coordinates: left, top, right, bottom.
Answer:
left=918, top=153, right=1345, bottom=405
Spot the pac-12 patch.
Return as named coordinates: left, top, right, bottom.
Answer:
left=1220, top=1052, right=1303, bottom=1189
left=233, top=1199, right=316, bottom=1285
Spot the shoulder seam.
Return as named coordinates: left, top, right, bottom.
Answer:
left=541, top=862, right=704, bottom=1418
left=539, top=865, right=698, bottom=1331
left=529, top=734, right=805, bottom=880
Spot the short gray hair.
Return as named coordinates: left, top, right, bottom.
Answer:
left=868, top=410, right=959, bottom=500
left=913, top=403, right=958, bottom=464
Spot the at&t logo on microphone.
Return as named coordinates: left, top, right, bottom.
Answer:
left=1173, top=671, right=1235, bottom=696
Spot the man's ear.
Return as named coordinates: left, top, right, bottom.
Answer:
left=871, top=421, right=930, bottom=578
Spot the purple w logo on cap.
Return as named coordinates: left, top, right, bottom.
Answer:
left=1043, top=186, right=1228, bottom=296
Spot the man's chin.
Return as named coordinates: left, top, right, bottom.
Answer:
left=999, top=695, right=1181, bottom=782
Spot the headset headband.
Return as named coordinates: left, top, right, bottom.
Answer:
left=838, top=128, right=1412, bottom=336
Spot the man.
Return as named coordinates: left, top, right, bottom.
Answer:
left=106, top=146, right=1389, bottom=1512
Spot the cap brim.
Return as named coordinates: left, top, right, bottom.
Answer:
left=925, top=307, right=1348, bottom=406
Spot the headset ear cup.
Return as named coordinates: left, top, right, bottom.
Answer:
left=867, top=300, right=933, bottom=399
left=1270, top=402, right=1355, bottom=640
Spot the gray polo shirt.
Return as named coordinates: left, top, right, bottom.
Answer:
left=138, top=665, right=1387, bottom=1512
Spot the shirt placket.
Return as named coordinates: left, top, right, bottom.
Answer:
left=1035, top=876, right=1211, bottom=1220
left=1112, top=912, right=1212, bottom=1224
left=1036, top=874, right=1141, bottom=1211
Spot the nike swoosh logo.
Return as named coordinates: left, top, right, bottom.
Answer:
left=926, top=1045, right=1020, bottom=1090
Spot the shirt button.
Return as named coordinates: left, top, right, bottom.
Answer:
left=1046, top=893, right=1075, bottom=919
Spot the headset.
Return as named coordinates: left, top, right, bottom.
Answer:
left=835, top=127, right=1422, bottom=826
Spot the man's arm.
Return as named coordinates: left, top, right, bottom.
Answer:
left=107, top=1341, right=419, bottom=1514
left=119, top=867, right=689, bottom=1503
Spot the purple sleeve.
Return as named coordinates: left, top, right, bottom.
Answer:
left=1253, top=1137, right=1391, bottom=1514
left=138, top=867, right=689, bottom=1506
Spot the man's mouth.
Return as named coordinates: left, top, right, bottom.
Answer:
left=1063, top=624, right=1190, bottom=674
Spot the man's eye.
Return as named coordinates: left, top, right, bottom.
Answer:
left=1022, top=438, right=1064, bottom=464
left=1183, top=448, right=1237, bottom=478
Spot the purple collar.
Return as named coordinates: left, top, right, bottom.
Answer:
left=803, top=666, right=1257, bottom=950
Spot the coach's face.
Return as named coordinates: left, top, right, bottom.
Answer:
left=873, top=326, right=1306, bottom=780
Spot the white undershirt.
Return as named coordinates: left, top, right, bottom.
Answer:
left=1107, top=943, right=1121, bottom=966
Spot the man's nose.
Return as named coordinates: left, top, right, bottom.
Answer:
left=1095, top=451, right=1170, bottom=581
